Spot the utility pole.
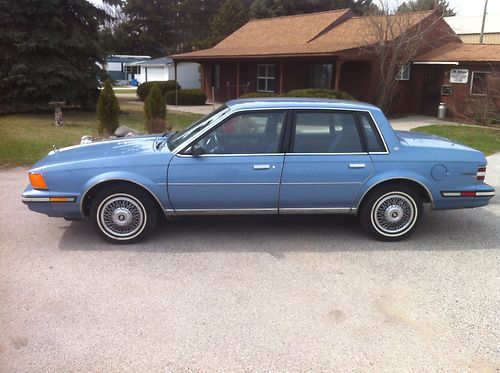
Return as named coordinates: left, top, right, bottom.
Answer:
left=479, top=0, right=488, bottom=44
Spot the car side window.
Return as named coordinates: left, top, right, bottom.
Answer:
left=358, top=113, right=385, bottom=152
left=292, top=111, right=363, bottom=153
left=195, top=111, right=285, bottom=154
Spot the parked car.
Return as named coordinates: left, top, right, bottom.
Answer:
left=22, top=98, right=495, bottom=243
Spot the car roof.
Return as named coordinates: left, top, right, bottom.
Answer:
left=226, top=98, right=379, bottom=111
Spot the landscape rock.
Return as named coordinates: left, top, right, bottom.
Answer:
left=115, top=125, right=140, bottom=137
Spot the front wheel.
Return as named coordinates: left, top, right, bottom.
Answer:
left=90, top=184, right=158, bottom=244
left=359, top=185, right=422, bottom=241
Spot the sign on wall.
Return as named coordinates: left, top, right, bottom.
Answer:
left=450, top=69, right=469, bottom=83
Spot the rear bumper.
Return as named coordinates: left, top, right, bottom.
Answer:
left=436, top=184, right=495, bottom=210
left=22, top=185, right=84, bottom=219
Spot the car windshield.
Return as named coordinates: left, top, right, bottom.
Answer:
left=167, top=105, right=229, bottom=150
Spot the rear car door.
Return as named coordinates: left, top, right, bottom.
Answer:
left=279, top=110, right=376, bottom=213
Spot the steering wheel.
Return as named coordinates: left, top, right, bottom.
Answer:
left=200, top=132, right=223, bottom=154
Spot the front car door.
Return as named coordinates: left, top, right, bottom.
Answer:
left=279, top=109, right=386, bottom=214
left=168, top=110, right=287, bottom=214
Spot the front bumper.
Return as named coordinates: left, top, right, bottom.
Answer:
left=22, top=185, right=84, bottom=219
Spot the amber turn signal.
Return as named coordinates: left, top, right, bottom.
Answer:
left=29, top=173, right=48, bottom=190
left=49, top=197, right=74, bottom=202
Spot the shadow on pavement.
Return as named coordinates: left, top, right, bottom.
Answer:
left=58, top=206, right=499, bottom=253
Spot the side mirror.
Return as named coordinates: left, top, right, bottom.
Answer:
left=190, top=143, right=204, bottom=156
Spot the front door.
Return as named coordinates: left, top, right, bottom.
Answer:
left=421, top=69, right=443, bottom=115
left=279, top=110, right=377, bottom=213
left=168, top=110, right=286, bottom=213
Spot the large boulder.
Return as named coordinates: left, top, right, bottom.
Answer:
left=114, top=125, right=140, bottom=137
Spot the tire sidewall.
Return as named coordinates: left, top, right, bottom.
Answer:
left=360, top=185, right=422, bottom=241
left=90, top=184, right=158, bottom=244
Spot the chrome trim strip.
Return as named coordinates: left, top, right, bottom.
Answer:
left=356, top=178, right=435, bottom=209
left=169, top=182, right=279, bottom=186
left=174, top=208, right=276, bottom=215
left=280, top=207, right=353, bottom=214
left=172, top=107, right=389, bottom=156
left=285, top=152, right=369, bottom=156
left=21, top=196, right=77, bottom=203
left=476, top=191, right=495, bottom=197
left=281, top=181, right=362, bottom=185
left=22, top=197, right=51, bottom=202
left=442, top=192, right=461, bottom=197
left=80, top=178, right=167, bottom=217
left=176, top=153, right=284, bottom=158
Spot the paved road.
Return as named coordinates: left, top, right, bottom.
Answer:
left=1, top=162, right=499, bottom=372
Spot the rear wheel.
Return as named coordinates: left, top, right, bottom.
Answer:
left=90, top=184, right=157, bottom=243
left=359, top=185, right=422, bottom=241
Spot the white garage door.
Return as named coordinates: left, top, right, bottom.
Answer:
left=146, top=67, right=165, bottom=82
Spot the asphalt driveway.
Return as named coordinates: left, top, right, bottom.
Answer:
left=1, top=157, right=499, bottom=371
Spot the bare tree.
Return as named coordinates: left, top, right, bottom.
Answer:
left=360, top=0, right=456, bottom=112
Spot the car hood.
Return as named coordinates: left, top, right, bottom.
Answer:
left=33, top=135, right=171, bottom=169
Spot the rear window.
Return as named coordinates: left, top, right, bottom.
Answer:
left=359, top=113, right=385, bottom=152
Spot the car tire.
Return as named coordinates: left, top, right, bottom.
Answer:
left=359, top=184, right=422, bottom=241
left=90, top=184, right=158, bottom=244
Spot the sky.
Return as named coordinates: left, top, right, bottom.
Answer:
left=89, top=0, right=500, bottom=17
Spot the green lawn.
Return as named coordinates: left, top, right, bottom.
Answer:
left=113, top=88, right=138, bottom=94
left=0, top=97, right=203, bottom=167
left=412, top=125, right=500, bottom=156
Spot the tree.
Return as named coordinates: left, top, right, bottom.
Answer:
left=250, top=0, right=376, bottom=19
left=144, top=83, right=168, bottom=133
left=0, top=0, right=109, bottom=113
left=97, top=80, right=120, bottom=136
left=195, top=0, right=250, bottom=49
left=397, top=0, right=455, bottom=16
left=360, top=4, right=455, bottom=112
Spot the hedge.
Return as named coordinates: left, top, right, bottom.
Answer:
left=239, top=92, right=280, bottom=98
left=285, top=88, right=355, bottom=100
left=137, top=80, right=180, bottom=101
left=165, top=89, right=207, bottom=105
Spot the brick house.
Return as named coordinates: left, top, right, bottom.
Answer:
left=173, top=9, right=499, bottom=118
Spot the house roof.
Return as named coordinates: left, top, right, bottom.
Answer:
left=445, top=15, right=500, bottom=35
left=173, top=10, right=436, bottom=60
left=415, top=42, right=500, bottom=62
left=107, top=55, right=151, bottom=63
left=128, top=57, right=174, bottom=67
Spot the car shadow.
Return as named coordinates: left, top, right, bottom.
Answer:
left=58, top=206, right=499, bottom=253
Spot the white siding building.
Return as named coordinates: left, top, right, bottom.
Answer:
left=129, top=57, right=201, bottom=89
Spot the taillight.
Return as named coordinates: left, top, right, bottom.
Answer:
left=477, top=166, right=486, bottom=181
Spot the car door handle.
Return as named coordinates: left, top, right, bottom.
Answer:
left=349, top=163, right=366, bottom=169
left=253, top=164, right=271, bottom=170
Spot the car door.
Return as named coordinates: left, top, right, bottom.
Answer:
left=167, top=110, right=287, bottom=213
left=279, top=110, right=376, bottom=214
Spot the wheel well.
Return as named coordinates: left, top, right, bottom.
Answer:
left=358, top=179, right=433, bottom=210
left=81, top=180, right=164, bottom=217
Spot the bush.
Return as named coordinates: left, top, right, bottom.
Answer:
left=165, top=89, right=207, bottom=105
left=239, top=92, right=280, bottom=98
left=137, top=80, right=180, bottom=101
left=144, top=83, right=168, bottom=133
left=96, top=80, right=120, bottom=136
left=285, top=88, right=355, bottom=100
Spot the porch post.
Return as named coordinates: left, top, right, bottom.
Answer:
left=334, top=59, right=343, bottom=91
left=236, top=61, right=240, bottom=98
left=279, top=60, right=284, bottom=94
left=174, top=62, right=178, bottom=106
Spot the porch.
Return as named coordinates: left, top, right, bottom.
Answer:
left=197, top=58, right=375, bottom=104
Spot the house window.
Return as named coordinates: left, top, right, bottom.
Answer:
left=257, top=64, right=275, bottom=92
left=124, top=65, right=140, bottom=74
left=396, top=64, right=411, bottom=81
left=309, top=63, right=332, bottom=88
left=470, top=71, right=490, bottom=95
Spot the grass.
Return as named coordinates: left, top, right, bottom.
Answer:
left=0, top=97, right=203, bottom=167
left=113, top=88, right=138, bottom=94
left=412, top=125, right=500, bottom=156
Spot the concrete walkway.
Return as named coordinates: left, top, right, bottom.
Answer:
left=389, top=115, right=460, bottom=131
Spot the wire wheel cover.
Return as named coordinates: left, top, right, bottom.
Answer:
left=98, top=195, right=146, bottom=238
left=372, top=193, right=416, bottom=235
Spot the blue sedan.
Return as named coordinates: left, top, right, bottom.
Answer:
left=22, top=99, right=495, bottom=243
